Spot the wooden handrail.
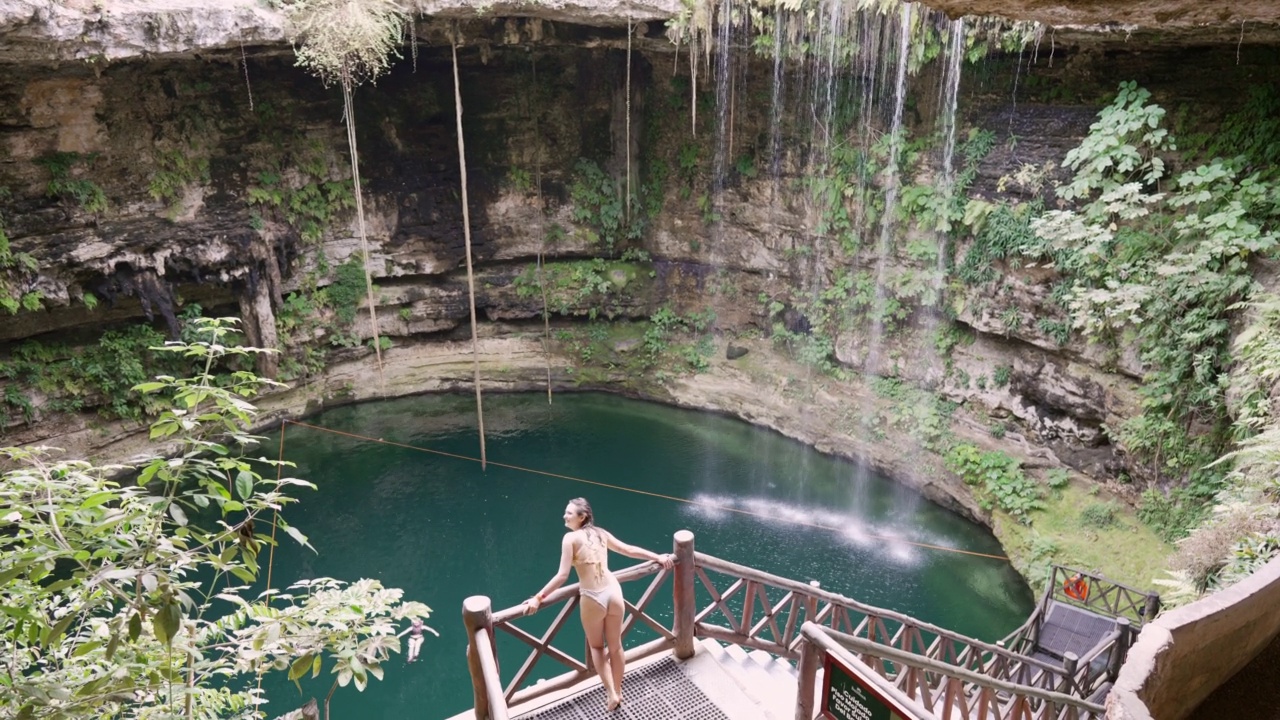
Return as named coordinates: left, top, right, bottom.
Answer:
left=462, top=533, right=1114, bottom=717
left=694, top=551, right=1068, bottom=679
left=801, top=623, right=1106, bottom=718
left=490, top=560, right=664, bottom=625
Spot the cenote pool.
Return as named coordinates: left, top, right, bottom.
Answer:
left=256, top=392, right=1034, bottom=718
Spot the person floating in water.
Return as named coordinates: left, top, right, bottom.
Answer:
left=523, top=497, right=675, bottom=712
left=399, top=618, right=437, bottom=663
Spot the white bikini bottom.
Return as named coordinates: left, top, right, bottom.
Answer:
left=579, top=580, right=621, bottom=610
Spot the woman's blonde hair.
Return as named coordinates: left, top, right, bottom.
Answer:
left=569, top=497, right=598, bottom=538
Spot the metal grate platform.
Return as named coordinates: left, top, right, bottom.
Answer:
left=518, top=657, right=730, bottom=720
left=1036, top=601, right=1116, bottom=661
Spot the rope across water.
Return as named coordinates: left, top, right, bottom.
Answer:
left=274, top=418, right=1010, bottom=563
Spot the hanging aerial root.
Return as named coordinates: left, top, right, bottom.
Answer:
left=452, top=35, right=488, bottom=468
left=530, top=54, right=554, bottom=404
left=343, top=82, right=386, bottom=393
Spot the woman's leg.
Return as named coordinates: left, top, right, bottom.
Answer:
left=605, top=589, right=626, bottom=705
left=580, top=596, right=620, bottom=708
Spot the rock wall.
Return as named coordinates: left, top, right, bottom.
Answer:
left=1, top=18, right=1277, bottom=522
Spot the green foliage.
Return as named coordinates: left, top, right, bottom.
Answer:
left=945, top=443, right=1042, bottom=523
left=1045, top=468, right=1071, bottom=492
left=956, top=201, right=1040, bottom=285
left=0, top=318, right=431, bottom=718
left=148, top=149, right=211, bottom=208
left=37, top=152, right=107, bottom=213
left=1139, top=487, right=1211, bottom=542
left=809, top=140, right=877, bottom=255
left=328, top=256, right=369, bottom=325
left=0, top=324, right=187, bottom=424
left=514, top=259, right=642, bottom=320
left=1059, top=81, right=1174, bottom=201
left=569, top=158, right=643, bottom=253
left=869, top=377, right=957, bottom=453
left=508, top=166, right=533, bottom=193
left=1215, top=534, right=1280, bottom=588
left=1080, top=501, right=1119, bottom=528
left=282, top=0, right=407, bottom=88
left=1181, top=88, right=1280, bottom=171
left=992, top=364, right=1012, bottom=387
left=247, top=162, right=355, bottom=243
left=0, top=186, right=40, bottom=314
left=642, top=306, right=717, bottom=373
left=932, top=322, right=972, bottom=359
left=1018, top=83, right=1280, bottom=514
left=1036, top=318, right=1071, bottom=346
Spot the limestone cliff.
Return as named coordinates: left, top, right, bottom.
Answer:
left=0, top=2, right=1276, bottom=529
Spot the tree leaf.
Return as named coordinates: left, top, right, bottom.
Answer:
left=72, top=640, right=102, bottom=657
left=153, top=601, right=181, bottom=646
left=128, top=612, right=142, bottom=642
left=289, top=653, right=315, bottom=682
left=44, top=612, right=77, bottom=647
left=284, top=525, right=314, bottom=552
left=168, top=503, right=188, bottom=527
left=234, top=471, right=254, bottom=501
left=79, top=491, right=116, bottom=509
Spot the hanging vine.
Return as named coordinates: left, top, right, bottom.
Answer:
left=529, top=53, right=554, bottom=404
left=281, top=0, right=405, bottom=391
left=451, top=31, right=488, bottom=467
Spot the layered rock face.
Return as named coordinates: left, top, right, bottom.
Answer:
left=0, top=4, right=1276, bottom=519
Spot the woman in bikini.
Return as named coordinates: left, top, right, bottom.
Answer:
left=523, top=497, right=675, bottom=711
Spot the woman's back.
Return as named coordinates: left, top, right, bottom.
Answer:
left=572, top=528, right=610, bottom=588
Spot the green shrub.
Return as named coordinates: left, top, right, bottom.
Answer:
left=1080, top=501, right=1119, bottom=528
left=1139, top=488, right=1210, bottom=542
left=945, top=443, right=1042, bottom=523
left=992, top=364, right=1012, bottom=387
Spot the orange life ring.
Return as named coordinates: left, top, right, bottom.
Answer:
left=1063, top=575, right=1089, bottom=601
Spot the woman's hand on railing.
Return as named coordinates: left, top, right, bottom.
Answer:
left=658, top=553, right=675, bottom=570
left=523, top=596, right=542, bottom=616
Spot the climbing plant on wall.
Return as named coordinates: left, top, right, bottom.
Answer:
left=1017, top=83, right=1280, bottom=544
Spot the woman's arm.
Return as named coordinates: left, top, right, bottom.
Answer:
left=525, top=534, right=575, bottom=614
left=604, top=530, right=674, bottom=568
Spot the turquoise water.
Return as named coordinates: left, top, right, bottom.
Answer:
left=256, top=393, right=1033, bottom=718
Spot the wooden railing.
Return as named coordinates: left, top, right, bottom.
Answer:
left=1030, top=565, right=1160, bottom=632
left=797, top=623, right=1107, bottom=720
left=460, top=532, right=1112, bottom=719
left=691, top=551, right=1078, bottom=695
left=1002, top=564, right=1154, bottom=672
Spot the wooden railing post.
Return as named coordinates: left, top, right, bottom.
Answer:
left=1108, top=617, right=1132, bottom=681
left=1143, top=592, right=1161, bottom=622
left=1059, top=652, right=1078, bottom=695
left=795, top=624, right=823, bottom=720
left=673, top=530, right=696, bottom=660
left=463, top=595, right=494, bottom=720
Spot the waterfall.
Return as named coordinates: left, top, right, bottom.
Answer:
left=937, top=17, right=966, bottom=292
left=768, top=15, right=785, bottom=202
left=712, top=0, right=733, bottom=200
left=940, top=18, right=965, bottom=189
left=863, top=2, right=912, bottom=377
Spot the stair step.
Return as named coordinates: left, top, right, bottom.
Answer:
left=724, top=643, right=752, bottom=663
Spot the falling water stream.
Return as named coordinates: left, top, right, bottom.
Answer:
left=863, top=2, right=913, bottom=375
